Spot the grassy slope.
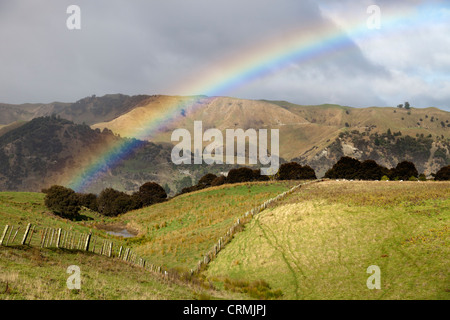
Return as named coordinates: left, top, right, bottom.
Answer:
left=0, top=181, right=298, bottom=300
left=0, top=246, right=228, bottom=300
left=0, top=192, right=249, bottom=300
left=2, top=180, right=449, bottom=300
left=205, top=181, right=450, bottom=300
left=116, top=181, right=300, bottom=271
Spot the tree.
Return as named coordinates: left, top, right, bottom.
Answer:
left=135, top=182, right=167, bottom=207
left=211, top=175, right=226, bottom=186
left=226, top=167, right=257, bottom=183
left=198, top=173, right=218, bottom=187
left=277, top=162, right=317, bottom=180
left=389, top=161, right=418, bottom=180
left=357, top=160, right=388, bottom=180
left=435, top=165, right=450, bottom=181
left=77, top=193, right=98, bottom=211
left=404, top=102, right=410, bottom=109
left=44, top=185, right=81, bottom=219
left=324, top=157, right=362, bottom=179
left=97, top=188, right=137, bottom=217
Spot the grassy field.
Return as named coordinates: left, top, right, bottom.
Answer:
left=205, top=180, right=450, bottom=300
left=0, top=181, right=298, bottom=299
left=115, top=180, right=300, bottom=271
left=0, top=245, right=243, bottom=300
left=1, top=180, right=448, bottom=300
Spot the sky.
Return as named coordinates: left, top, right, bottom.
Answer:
left=0, top=0, right=449, bottom=111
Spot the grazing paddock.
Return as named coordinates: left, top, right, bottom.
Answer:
left=206, top=181, right=450, bottom=300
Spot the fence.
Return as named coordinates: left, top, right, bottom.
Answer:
left=191, top=179, right=323, bottom=274
left=0, top=223, right=168, bottom=276
left=1, top=179, right=323, bottom=278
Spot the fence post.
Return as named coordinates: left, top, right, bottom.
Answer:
left=5, top=226, right=14, bottom=246
left=28, top=225, right=36, bottom=245
left=11, top=227, right=20, bottom=244
left=0, top=225, right=9, bottom=246
left=56, top=228, right=62, bottom=248
left=84, top=232, right=92, bottom=251
left=108, top=242, right=113, bottom=257
left=21, top=223, right=31, bottom=245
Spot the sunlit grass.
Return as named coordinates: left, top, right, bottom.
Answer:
left=206, top=181, right=450, bottom=300
left=117, top=180, right=300, bottom=270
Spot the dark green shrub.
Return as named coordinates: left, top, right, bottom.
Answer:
left=389, top=161, right=418, bottom=180
left=97, top=188, right=136, bottom=216
left=211, top=175, right=226, bottom=186
left=77, top=193, right=98, bottom=211
left=135, top=182, right=167, bottom=207
left=324, top=156, right=362, bottom=179
left=198, top=173, right=218, bottom=187
left=277, top=162, right=317, bottom=180
left=226, top=167, right=256, bottom=183
left=43, top=185, right=81, bottom=219
left=435, top=165, right=450, bottom=180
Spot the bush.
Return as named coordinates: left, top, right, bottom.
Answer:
left=324, top=156, right=362, bottom=179
left=357, top=160, right=389, bottom=180
left=198, top=173, right=218, bottom=187
left=135, top=182, right=167, bottom=207
left=226, top=167, right=257, bottom=184
left=43, top=185, right=81, bottom=219
left=97, top=188, right=137, bottom=217
left=435, top=165, right=450, bottom=180
left=77, top=193, right=98, bottom=211
left=276, top=162, right=317, bottom=180
left=211, top=175, right=226, bottom=186
left=381, top=175, right=389, bottom=181
left=389, top=161, right=418, bottom=180
left=252, top=169, right=270, bottom=181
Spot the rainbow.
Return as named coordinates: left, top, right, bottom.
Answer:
left=66, top=5, right=426, bottom=192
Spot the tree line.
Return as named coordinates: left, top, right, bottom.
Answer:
left=43, top=159, right=450, bottom=220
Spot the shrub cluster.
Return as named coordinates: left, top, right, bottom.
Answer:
left=435, top=165, right=450, bottom=181
left=276, top=162, right=317, bottom=180
left=324, top=156, right=420, bottom=180
left=42, top=185, right=81, bottom=219
left=43, top=181, right=167, bottom=218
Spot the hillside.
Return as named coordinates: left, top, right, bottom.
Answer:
left=1, top=180, right=448, bottom=300
left=0, top=116, right=184, bottom=194
left=205, top=180, right=450, bottom=299
left=1, top=95, right=449, bottom=193
left=0, top=94, right=151, bottom=126
left=90, top=96, right=450, bottom=176
left=0, top=192, right=241, bottom=300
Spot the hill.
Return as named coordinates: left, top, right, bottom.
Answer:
left=90, top=96, right=450, bottom=176
left=1, top=180, right=448, bottom=300
left=0, top=192, right=241, bottom=300
left=0, top=116, right=186, bottom=194
left=1, top=95, right=449, bottom=193
left=0, top=94, right=151, bottom=126
left=205, top=180, right=450, bottom=299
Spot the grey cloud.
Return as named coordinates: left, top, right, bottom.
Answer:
left=0, top=0, right=448, bottom=111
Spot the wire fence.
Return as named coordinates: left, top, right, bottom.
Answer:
left=1, top=179, right=323, bottom=278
